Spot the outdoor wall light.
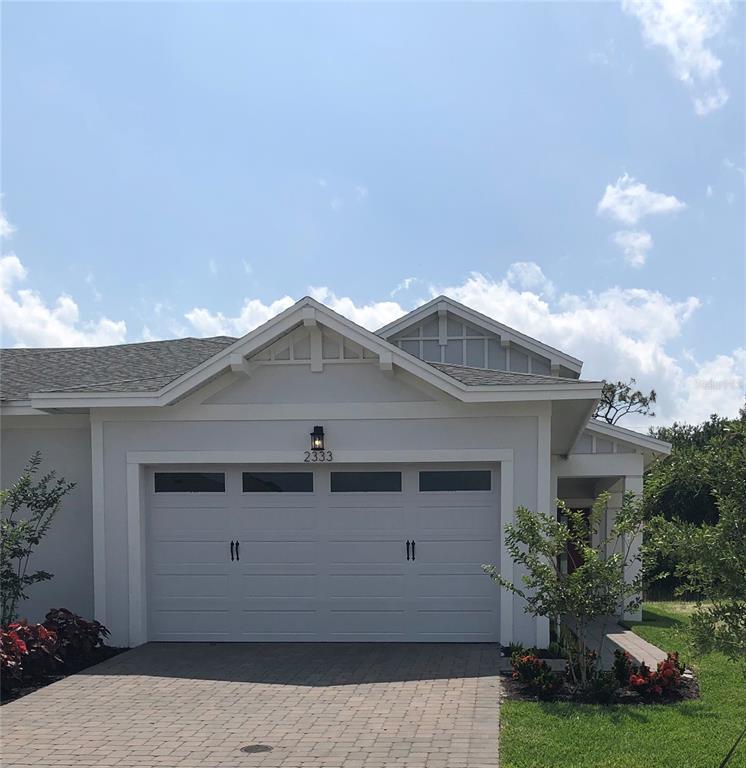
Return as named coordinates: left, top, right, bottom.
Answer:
left=310, top=425, right=325, bottom=451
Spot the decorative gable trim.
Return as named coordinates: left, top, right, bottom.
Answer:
left=376, top=295, right=583, bottom=374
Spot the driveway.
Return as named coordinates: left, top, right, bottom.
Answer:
left=1, top=643, right=501, bottom=768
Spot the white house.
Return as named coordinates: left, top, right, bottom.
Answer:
left=0, top=296, right=670, bottom=648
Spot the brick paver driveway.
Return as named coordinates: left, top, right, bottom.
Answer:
left=1, top=643, right=500, bottom=768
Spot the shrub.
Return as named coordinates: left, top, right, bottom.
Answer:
left=583, top=671, right=618, bottom=703
left=628, top=652, right=685, bottom=700
left=511, top=653, right=563, bottom=699
left=613, top=649, right=633, bottom=686
left=5, top=620, right=59, bottom=679
left=43, top=608, right=110, bottom=665
left=507, top=641, right=525, bottom=659
left=0, top=627, right=28, bottom=688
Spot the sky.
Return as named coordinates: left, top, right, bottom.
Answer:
left=1, top=1, right=744, bottom=428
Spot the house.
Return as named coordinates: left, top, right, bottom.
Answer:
left=0, top=295, right=670, bottom=648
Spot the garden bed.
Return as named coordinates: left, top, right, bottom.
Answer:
left=1, top=645, right=127, bottom=704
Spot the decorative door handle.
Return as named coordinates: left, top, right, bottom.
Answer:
left=230, top=540, right=235, bottom=561
left=406, top=540, right=410, bottom=561
left=235, top=541, right=240, bottom=561
left=411, top=540, right=415, bottom=561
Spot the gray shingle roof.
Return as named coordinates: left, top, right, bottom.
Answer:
left=0, top=338, right=597, bottom=402
left=429, top=362, right=598, bottom=386
left=0, top=337, right=236, bottom=400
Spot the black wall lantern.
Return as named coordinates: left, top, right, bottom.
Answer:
left=310, top=425, right=325, bottom=451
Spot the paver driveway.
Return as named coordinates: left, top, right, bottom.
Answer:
left=1, top=643, right=500, bottom=768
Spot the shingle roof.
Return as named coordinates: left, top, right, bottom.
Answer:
left=0, top=338, right=597, bottom=402
left=0, top=337, right=236, bottom=400
left=429, top=362, right=598, bottom=386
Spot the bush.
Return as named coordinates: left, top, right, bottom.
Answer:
left=511, top=653, right=563, bottom=699
left=628, top=652, right=685, bottom=700
left=43, top=608, right=110, bottom=665
left=613, top=649, right=633, bottom=686
left=5, top=620, right=59, bottom=678
left=0, top=627, right=28, bottom=688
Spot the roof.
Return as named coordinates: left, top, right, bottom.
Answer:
left=0, top=337, right=236, bottom=400
left=585, top=418, right=672, bottom=455
left=429, top=362, right=599, bottom=387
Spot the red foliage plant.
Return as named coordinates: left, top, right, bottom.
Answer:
left=511, top=653, right=563, bottom=698
left=628, top=652, right=684, bottom=699
left=43, top=608, right=109, bottom=665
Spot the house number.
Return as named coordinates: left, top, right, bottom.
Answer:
left=304, top=450, right=333, bottom=463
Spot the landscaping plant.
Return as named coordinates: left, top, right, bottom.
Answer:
left=511, top=653, right=563, bottom=699
left=44, top=608, right=110, bottom=666
left=484, top=491, right=646, bottom=689
left=0, top=453, right=75, bottom=624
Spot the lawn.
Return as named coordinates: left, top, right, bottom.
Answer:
left=500, top=603, right=746, bottom=768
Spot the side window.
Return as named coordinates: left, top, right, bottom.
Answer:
left=419, top=470, right=491, bottom=492
left=154, top=472, right=225, bottom=493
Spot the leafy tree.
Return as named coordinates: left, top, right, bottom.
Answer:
left=646, top=415, right=746, bottom=670
left=484, top=492, right=645, bottom=687
left=0, top=454, right=75, bottom=625
left=594, top=378, right=656, bottom=425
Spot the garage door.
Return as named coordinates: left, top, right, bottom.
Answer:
left=147, top=464, right=500, bottom=641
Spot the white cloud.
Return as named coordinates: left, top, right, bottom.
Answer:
left=85, top=272, right=103, bottom=302
left=355, top=185, right=368, bottom=200
left=241, top=259, right=253, bottom=276
left=598, top=174, right=686, bottom=225
left=611, top=230, right=653, bottom=268
left=623, top=0, right=732, bottom=115
left=185, top=296, right=296, bottom=338
left=306, top=287, right=406, bottom=330
left=390, top=277, right=418, bottom=297
left=0, top=208, right=15, bottom=239
left=706, top=184, right=714, bottom=198
left=330, top=197, right=343, bottom=212
left=506, top=262, right=555, bottom=296
left=209, top=258, right=218, bottom=276
left=0, top=254, right=127, bottom=347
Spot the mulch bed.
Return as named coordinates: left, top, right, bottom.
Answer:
left=0, top=646, right=128, bottom=705
left=498, top=670, right=700, bottom=705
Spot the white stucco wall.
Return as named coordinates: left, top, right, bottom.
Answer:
left=0, top=416, right=94, bottom=622
left=94, top=365, right=545, bottom=646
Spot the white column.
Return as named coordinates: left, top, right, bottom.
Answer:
left=623, top=474, right=644, bottom=621
left=499, top=460, right=515, bottom=646
left=535, top=407, right=552, bottom=648
left=90, top=415, right=107, bottom=626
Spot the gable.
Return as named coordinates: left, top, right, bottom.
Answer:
left=378, top=296, right=582, bottom=378
left=388, top=311, right=553, bottom=374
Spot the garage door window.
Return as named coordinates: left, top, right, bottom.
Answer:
left=242, top=472, right=313, bottom=493
left=330, top=471, right=402, bottom=493
left=419, top=470, right=491, bottom=492
left=154, top=472, right=225, bottom=493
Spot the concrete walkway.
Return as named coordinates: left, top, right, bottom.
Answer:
left=0, top=643, right=501, bottom=768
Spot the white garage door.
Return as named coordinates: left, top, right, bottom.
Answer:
left=147, top=464, right=500, bottom=642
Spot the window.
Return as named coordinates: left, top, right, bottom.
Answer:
left=419, top=470, right=491, bottom=492
left=330, top=471, right=402, bottom=493
left=242, top=472, right=313, bottom=493
left=154, top=472, right=225, bottom=493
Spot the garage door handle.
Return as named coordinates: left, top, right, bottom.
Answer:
left=235, top=541, right=240, bottom=561
left=230, top=540, right=235, bottom=561
left=411, top=540, right=415, bottom=561
left=406, top=540, right=410, bottom=561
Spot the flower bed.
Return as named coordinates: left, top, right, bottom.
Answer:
left=1, top=609, right=124, bottom=703
left=503, top=648, right=699, bottom=704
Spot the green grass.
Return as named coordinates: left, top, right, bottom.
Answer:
left=500, top=603, right=746, bottom=768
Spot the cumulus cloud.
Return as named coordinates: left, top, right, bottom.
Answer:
left=390, top=277, right=418, bottom=297
left=611, top=230, right=653, bottom=267
left=623, top=0, right=732, bottom=115
left=0, top=208, right=15, bottom=239
left=598, top=174, right=686, bottom=225
left=506, top=262, right=555, bottom=296
left=185, top=296, right=296, bottom=337
left=0, top=254, right=127, bottom=347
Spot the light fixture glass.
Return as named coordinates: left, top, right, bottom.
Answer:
left=310, top=425, right=324, bottom=451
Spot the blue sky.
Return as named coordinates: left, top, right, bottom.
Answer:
left=1, top=1, right=744, bottom=426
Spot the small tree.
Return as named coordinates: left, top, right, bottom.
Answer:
left=646, top=415, right=746, bottom=671
left=484, top=491, right=645, bottom=687
left=0, top=453, right=75, bottom=625
left=594, top=378, right=656, bottom=425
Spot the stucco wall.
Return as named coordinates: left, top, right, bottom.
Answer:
left=0, top=416, right=93, bottom=622
left=99, top=404, right=542, bottom=646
